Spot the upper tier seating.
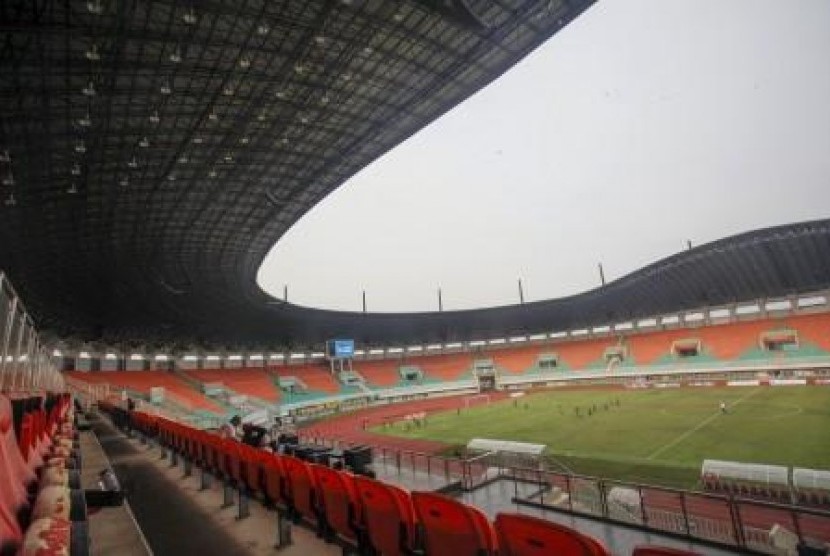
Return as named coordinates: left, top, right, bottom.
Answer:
left=406, top=353, right=474, bottom=381
left=270, top=364, right=342, bottom=394
left=626, top=329, right=705, bottom=366
left=353, top=360, right=404, bottom=387
left=183, top=368, right=281, bottom=402
left=490, top=344, right=545, bottom=374
left=66, top=371, right=223, bottom=413
left=787, top=312, right=830, bottom=352
left=556, top=338, right=616, bottom=370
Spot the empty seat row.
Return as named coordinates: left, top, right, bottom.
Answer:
left=122, top=409, right=700, bottom=556
left=1, top=393, right=87, bottom=556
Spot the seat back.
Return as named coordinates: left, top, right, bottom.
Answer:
left=354, top=476, right=417, bottom=556
left=262, top=453, right=288, bottom=507
left=311, top=464, right=359, bottom=543
left=494, top=513, right=608, bottom=556
left=412, top=491, right=497, bottom=555
left=281, top=456, right=317, bottom=523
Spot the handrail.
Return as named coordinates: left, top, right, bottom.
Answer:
left=302, top=433, right=830, bottom=553
left=0, top=273, right=64, bottom=393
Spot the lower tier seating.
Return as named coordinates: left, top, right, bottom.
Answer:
left=117, top=407, right=702, bottom=556
left=1, top=392, right=89, bottom=556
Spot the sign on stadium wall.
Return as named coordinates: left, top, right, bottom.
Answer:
left=769, top=379, right=807, bottom=386
left=727, top=380, right=760, bottom=387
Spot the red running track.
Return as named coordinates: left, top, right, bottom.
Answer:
left=300, top=392, right=510, bottom=454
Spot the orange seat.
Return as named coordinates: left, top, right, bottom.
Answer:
left=411, top=491, right=497, bottom=556
left=494, top=513, right=609, bottom=556
left=354, top=476, right=417, bottom=556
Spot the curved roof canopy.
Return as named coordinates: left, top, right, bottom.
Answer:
left=2, top=2, right=829, bottom=351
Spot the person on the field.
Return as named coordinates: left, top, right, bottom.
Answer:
left=720, top=401, right=727, bottom=414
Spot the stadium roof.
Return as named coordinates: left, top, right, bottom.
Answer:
left=2, top=2, right=829, bottom=352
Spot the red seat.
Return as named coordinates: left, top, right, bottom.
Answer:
left=354, top=476, right=417, bottom=556
left=632, top=546, right=701, bottom=556
left=411, top=491, right=497, bottom=555
left=494, top=513, right=609, bottom=556
left=281, top=456, right=318, bottom=524
left=310, top=464, right=360, bottom=544
left=262, top=453, right=289, bottom=508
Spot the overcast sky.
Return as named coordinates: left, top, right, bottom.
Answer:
left=257, top=0, right=830, bottom=313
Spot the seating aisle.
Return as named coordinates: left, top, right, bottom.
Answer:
left=78, top=421, right=150, bottom=556
left=90, top=413, right=338, bottom=556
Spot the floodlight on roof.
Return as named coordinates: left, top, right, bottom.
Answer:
left=3, top=193, right=15, bottom=207
left=81, top=81, right=96, bottom=96
left=71, top=163, right=81, bottom=176
left=149, top=111, right=160, bottom=124
left=138, top=137, right=149, bottom=148
left=192, top=136, right=203, bottom=144
left=86, top=1, right=103, bottom=15
left=119, top=177, right=128, bottom=187
left=74, top=141, right=86, bottom=153
left=77, top=112, right=92, bottom=127
left=314, top=35, right=327, bottom=46
left=85, top=44, right=101, bottom=61
left=239, top=57, right=251, bottom=69
left=169, top=47, right=182, bottom=64
left=208, top=169, right=217, bottom=178
left=208, top=111, right=218, bottom=121
left=160, top=81, right=172, bottom=95
left=239, top=136, right=250, bottom=145
left=127, top=157, right=138, bottom=169
left=293, top=63, right=305, bottom=74
left=1, top=175, right=13, bottom=186
left=67, top=183, right=78, bottom=194
left=275, top=90, right=288, bottom=99
left=257, top=24, right=269, bottom=35
left=0, top=150, right=9, bottom=163
left=178, top=155, right=189, bottom=164
left=182, top=8, right=197, bottom=25
left=320, top=95, right=330, bottom=105
left=167, top=173, right=176, bottom=182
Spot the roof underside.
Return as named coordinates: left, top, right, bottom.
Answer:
left=1, top=2, right=828, bottom=351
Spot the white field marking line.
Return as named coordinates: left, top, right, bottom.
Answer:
left=646, top=388, right=761, bottom=461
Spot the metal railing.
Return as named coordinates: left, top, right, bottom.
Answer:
left=0, top=272, right=64, bottom=393
left=300, top=434, right=830, bottom=555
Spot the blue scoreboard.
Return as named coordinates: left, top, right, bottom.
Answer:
left=327, top=339, right=355, bottom=359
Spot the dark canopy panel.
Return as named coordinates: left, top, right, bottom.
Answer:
left=0, top=0, right=595, bottom=348
left=1, top=2, right=828, bottom=351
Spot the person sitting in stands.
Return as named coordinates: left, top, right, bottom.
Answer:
left=220, top=415, right=242, bottom=440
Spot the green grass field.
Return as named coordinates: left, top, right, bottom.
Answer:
left=372, top=386, right=830, bottom=489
